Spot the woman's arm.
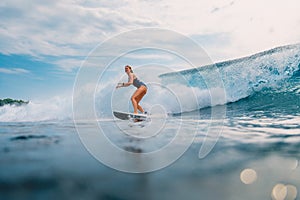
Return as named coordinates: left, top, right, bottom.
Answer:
left=116, top=73, right=134, bottom=88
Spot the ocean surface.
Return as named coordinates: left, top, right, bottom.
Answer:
left=1, top=44, right=300, bottom=200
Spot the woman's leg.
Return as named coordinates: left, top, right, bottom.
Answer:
left=136, top=87, right=147, bottom=113
left=131, top=86, right=147, bottom=114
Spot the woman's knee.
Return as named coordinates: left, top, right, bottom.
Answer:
left=131, top=96, right=137, bottom=102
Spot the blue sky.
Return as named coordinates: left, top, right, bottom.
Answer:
left=1, top=0, right=300, bottom=100
left=0, top=54, right=76, bottom=99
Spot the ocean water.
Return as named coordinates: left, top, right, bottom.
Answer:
left=1, top=44, right=300, bottom=200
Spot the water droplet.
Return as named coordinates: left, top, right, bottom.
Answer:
left=240, top=168, right=257, bottom=184
left=271, top=183, right=298, bottom=200
left=286, top=185, right=297, bottom=200
left=291, top=159, right=298, bottom=170
left=272, top=183, right=287, bottom=200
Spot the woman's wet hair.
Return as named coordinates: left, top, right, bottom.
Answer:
left=125, top=65, right=133, bottom=73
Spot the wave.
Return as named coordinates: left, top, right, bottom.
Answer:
left=159, top=43, right=300, bottom=113
left=0, top=96, right=72, bottom=122
left=1, top=44, right=300, bottom=122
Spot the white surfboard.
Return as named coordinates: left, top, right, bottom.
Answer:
left=113, top=111, right=148, bottom=121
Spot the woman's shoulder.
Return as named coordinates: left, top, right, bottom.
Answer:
left=131, top=73, right=137, bottom=78
left=128, top=72, right=136, bottom=80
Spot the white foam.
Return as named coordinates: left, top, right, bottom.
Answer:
left=0, top=96, right=72, bottom=122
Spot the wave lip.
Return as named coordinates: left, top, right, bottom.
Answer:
left=159, top=43, right=300, bottom=112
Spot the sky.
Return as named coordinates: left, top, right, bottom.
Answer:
left=1, top=0, right=300, bottom=100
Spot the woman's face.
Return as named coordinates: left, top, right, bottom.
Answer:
left=125, top=66, right=130, bottom=73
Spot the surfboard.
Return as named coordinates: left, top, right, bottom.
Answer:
left=113, top=111, right=148, bottom=121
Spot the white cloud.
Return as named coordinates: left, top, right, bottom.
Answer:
left=0, top=67, right=30, bottom=74
left=137, top=0, right=300, bottom=61
left=53, top=58, right=83, bottom=72
left=1, top=0, right=300, bottom=70
left=0, top=0, right=158, bottom=56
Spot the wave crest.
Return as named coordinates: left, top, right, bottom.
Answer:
left=159, top=43, right=300, bottom=112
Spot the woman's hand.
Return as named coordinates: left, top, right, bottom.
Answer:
left=116, top=83, right=123, bottom=89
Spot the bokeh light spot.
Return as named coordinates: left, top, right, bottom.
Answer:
left=240, top=168, right=257, bottom=184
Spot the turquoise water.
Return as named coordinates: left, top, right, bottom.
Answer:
left=0, top=44, right=300, bottom=199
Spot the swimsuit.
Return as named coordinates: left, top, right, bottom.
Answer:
left=133, top=78, right=146, bottom=88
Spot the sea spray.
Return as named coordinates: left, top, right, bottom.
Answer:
left=0, top=96, right=72, bottom=122
left=160, top=43, right=300, bottom=110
